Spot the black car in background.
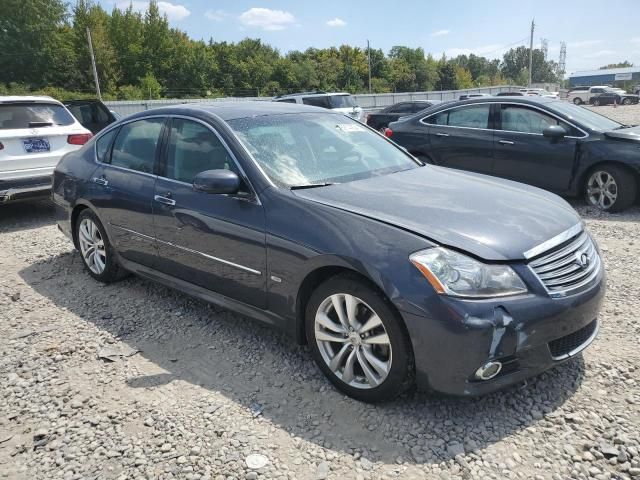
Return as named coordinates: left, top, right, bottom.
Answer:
left=365, top=100, right=441, bottom=131
left=589, top=88, right=639, bottom=106
left=63, top=99, right=119, bottom=134
left=53, top=102, right=604, bottom=402
left=495, top=91, right=524, bottom=96
left=386, top=97, right=640, bottom=212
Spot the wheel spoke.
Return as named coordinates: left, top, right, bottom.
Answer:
left=315, top=329, right=349, bottom=343
left=316, top=312, right=346, bottom=334
left=356, top=348, right=380, bottom=387
left=362, top=333, right=390, bottom=345
left=329, top=343, right=351, bottom=372
left=80, top=224, right=92, bottom=243
left=361, top=345, right=389, bottom=377
left=358, top=313, right=382, bottom=334
left=341, top=349, right=357, bottom=384
left=344, top=294, right=359, bottom=329
left=94, top=252, right=106, bottom=271
left=83, top=245, right=95, bottom=260
left=331, top=295, right=350, bottom=330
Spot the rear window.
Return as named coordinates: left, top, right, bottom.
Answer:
left=302, top=96, right=332, bottom=108
left=0, top=103, right=75, bottom=130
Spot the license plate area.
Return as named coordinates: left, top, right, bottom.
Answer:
left=23, top=138, right=50, bottom=153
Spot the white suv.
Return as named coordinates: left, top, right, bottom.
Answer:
left=0, top=96, right=92, bottom=204
left=273, top=91, right=364, bottom=121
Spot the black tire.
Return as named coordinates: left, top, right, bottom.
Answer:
left=593, top=98, right=600, bottom=106
left=75, top=209, right=128, bottom=283
left=584, top=164, right=637, bottom=213
left=622, top=98, right=631, bottom=106
left=573, top=97, right=583, bottom=105
left=305, top=273, right=414, bottom=402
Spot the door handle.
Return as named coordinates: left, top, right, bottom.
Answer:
left=498, top=140, right=515, bottom=145
left=154, top=195, right=176, bottom=206
left=435, top=132, right=450, bottom=137
left=91, top=177, right=108, bottom=186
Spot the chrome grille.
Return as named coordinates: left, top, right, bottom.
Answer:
left=529, top=229, right=600, bottom=296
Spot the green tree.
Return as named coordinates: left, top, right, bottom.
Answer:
left=599, top=61, right=634, bottom=69
left=501, top=46, right=558, bottom=83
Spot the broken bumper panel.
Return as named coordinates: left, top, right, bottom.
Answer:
left=402, top=264, right=605, bottom=396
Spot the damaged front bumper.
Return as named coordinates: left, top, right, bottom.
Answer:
left=401, top=265, right=606, bottom=396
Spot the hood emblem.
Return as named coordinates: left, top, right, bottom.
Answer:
left=30, top=129, right=39, bottom=135
left=575, top=251, right=590, bottom=269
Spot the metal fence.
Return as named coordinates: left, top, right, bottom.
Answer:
left=104, top=85, right=524, bottom=117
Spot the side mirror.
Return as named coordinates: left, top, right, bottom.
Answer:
left=193, top=169, right=240, bottom=194
left=543, top=125, right=566, bottom=139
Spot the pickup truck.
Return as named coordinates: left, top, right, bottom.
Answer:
left=567, top=86, right=610, bottom=105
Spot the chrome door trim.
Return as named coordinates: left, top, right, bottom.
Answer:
left=109, top=224, right=262, bottom=275
left=523, top=222, right=584, bottom=259
left=160, top=241, right=262, bottom=276
left=154, top=195, right=176, bottom=206
left=420, top=101, right=589, bottom=139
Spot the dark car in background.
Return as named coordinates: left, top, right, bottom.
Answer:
left=53, top=101, right=604, bottom=402
left=63, top=99, right=119, bottom=134
left=365, top=100, right=441, bottom=131
left=386, top=97, right=640, bottom=212
left=589, top=88, right=639, bottom=106
left=496, top=91, right=524, bottom=96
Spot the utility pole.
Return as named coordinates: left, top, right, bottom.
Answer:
left=528, top=19, right=535, bottom=87
left=86, top=27, right=102, bottom=100
left=367, top=39, right=372, bottom=94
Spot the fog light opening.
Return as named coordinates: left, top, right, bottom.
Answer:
left=475, top=361, right=503, bottom=381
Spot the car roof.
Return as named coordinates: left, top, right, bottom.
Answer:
left=127, top=100, right=338, bottom=122
left=275, top=91, right=351, bottom=99
left=0, top=95, right=61, bottom=105
left=451, top=96, right=558, bottom=106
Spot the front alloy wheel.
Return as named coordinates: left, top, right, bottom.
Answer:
left=306, top=274, right=414, bottom=402
left=315, top=294, right=392, bottom=389
left=585, top=165, right=637, bottom=212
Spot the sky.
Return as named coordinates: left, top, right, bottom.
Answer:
left=102, top=0, right=640, bottom=76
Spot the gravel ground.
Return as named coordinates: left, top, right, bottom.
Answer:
left=1, top=105, right=640, bottom=480
left=583, top=103, right=640, bottom=125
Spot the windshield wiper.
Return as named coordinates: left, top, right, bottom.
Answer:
left=290, top=182, right=334, bottom=190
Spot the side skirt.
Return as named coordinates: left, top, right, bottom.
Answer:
left=116, top=254, right=293, bottom=337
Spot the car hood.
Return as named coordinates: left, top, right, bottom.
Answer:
left=292, top=166, right=581, bottom=261
left=604, top=125, right=640, bottom=141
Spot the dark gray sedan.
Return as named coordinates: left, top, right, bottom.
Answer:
left=386, top=97, right=640, bottom=212
left=53, top=102, right=605, bottom=402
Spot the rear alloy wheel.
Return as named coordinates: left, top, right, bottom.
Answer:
left=306, top=274, right=413, bottom=402
left=622, top=98, right=631, bottom=106
left=593, top=99, right=601, bottom=106
left=75, top=209, right=127, bottom=282
left=585, top=165, right=637, bottom=212
left=573, top=97, right=583, bottom=105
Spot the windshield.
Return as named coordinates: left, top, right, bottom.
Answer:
left=329, top=95, right=357, bottom=108
left=0, top=103, right=75, bottom=130
left=228, top=113, right=419, bottom=187
left=549, top=101, right=622, bottom=132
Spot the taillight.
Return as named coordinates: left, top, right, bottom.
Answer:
left=384, top=127, right=393, bottom=138
left=67, top=133, right=93, bottom=145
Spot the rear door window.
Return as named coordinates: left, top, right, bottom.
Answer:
left=426, top=105, right=490, bottom=129
left=110, top=118, right=164, bottom=173
left=0, top=103, right=75, bottom=130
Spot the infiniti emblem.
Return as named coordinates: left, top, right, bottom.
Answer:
left=575, top=251, right=590, bottom=269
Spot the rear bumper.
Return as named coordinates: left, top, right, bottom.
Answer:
left=0, top=175, right=52, bottom=204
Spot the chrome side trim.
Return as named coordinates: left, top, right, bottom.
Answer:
left=419, top=101, right=589, bottom=139
left=523, top=223, right=584, bottom=259
left=109, top=224, right=262, bottom=275
left=551, top=321, right=599, bottom=361
left=110, top=224, right=155, bottom=241
left=163, top=241, right=262, bottom=276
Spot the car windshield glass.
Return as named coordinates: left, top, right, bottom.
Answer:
left=228, top=113, right=419, bottom=187
left=549, top=101, right=621, bottom=131
left=0, top=103, right=75, bottom=130
left=329, top=95, right=356, bottom=108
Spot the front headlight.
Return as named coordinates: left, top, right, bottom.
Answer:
left=410, top=247, right=527, bottom=298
